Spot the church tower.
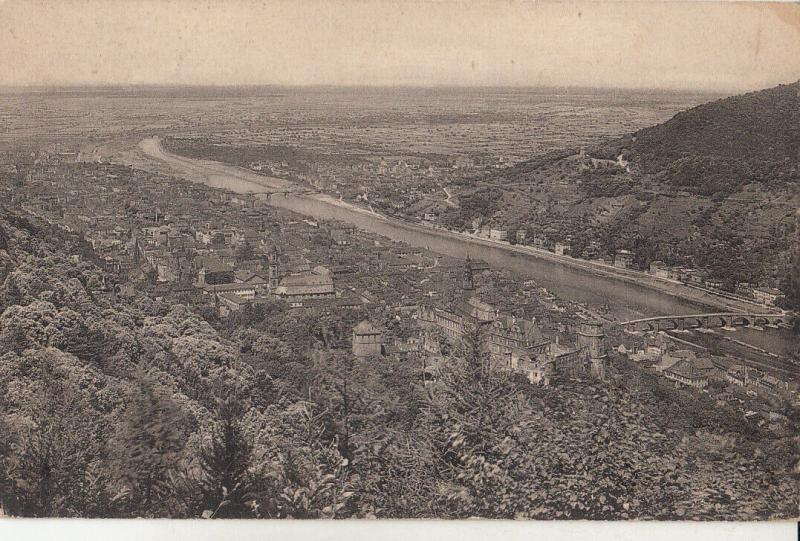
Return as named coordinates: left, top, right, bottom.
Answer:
left=268, top=246, right=281, bottom=291
left=462, top=254, right=474, bottom=291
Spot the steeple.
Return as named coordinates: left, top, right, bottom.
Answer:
left=462, top=254, right=474, bottom=291
left=268, top=245, right=281, bottom=290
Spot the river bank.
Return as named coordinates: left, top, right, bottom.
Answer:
left=129, top=137, right=800, bottom=363
left=135, top=136, right=778, bottom=317
left=299, top=192, right=778, bottom=316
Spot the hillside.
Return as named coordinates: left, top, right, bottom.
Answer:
left=604, top=81, right=800, bottom=196
left=1, top=205, right=798, bottom=519
left=440, top=83, right=800, bottom=299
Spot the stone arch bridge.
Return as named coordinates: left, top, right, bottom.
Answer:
left=620, top=312, right=786, bottom=333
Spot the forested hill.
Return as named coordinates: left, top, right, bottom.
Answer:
left=446, top=83, right=799, bottom=303
left=603, top=81, right=800, bottom=195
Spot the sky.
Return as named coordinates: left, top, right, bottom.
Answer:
left=1, top=0, right=799, bottom=92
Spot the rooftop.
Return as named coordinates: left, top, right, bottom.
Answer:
left=354, top=320, right=380, bottom=335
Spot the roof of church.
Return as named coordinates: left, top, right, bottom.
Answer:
left=280, top=270, right=333, bottom=287
left=196, top=255, right=232, bottom=273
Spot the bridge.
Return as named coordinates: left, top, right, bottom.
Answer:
left=269, top=188, right=318, bottom=197
left=620, top=312, right=786, bottom=333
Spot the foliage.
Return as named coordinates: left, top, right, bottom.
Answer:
left=109, top=370, right=190, bottom=517
left=197, top=397, right=255, bottom=518
left=0, top=205, right=797, bottom=520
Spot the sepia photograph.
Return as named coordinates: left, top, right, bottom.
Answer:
left=0, top=0, right=798, bottom=538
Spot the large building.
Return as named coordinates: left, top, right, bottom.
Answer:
left=752, top=286, right=784, bottom=306
left=614, top=250, right=634, bottom=269
left=266, top=246, right=335, bottom=302
left=416, top=259, right=605, bottom=385
left=274, top=265, right=335, bottom=301
left=353, top=320, right=383, bottom=357
left=196, top=255, right=235, bottom=285
left=418, top=298, right=604, bottom=385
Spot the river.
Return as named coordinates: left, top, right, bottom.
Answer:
left=135, top=138, right=798, bottom=366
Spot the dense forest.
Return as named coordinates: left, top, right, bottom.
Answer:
left=619, top=82, right=800, bottom=196
left=0, top=206, right=797, bottom=519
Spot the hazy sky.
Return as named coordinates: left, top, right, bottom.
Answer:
left=1, top=0, right=799, bottom=91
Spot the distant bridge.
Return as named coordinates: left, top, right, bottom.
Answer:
left=620, top=312, right=786, bottom=332
left=269, top=189, right=318, bottom=197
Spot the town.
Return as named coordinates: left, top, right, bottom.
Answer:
left=161, top=134, right=796, bottom=313
left=3, top=146, right=796, bottom=416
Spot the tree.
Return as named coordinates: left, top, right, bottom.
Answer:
left=1, top=274, right=23, bottom=309
left=249, top=401, right=355, bottom=519
left=421, top=324, right=535, bottom=518
left=110, top=370, right=189, bottom=517
left=198, top=397, right=255, bottom=518
left=0, top=350, right=107, bottom=517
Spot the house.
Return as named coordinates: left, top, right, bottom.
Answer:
left=382, top=255, right=416, bottom=271
left=614, top=250, right=634, bottom=269
left=234, top=270, right=268, bottom=290
left=659, top=350, right=716, bottom=380
left=335, top=295, right=362, bottom=310
left=218, top=292, right=273, bottom=317
left=759, top=374, right=788, bottom=392
left=330, top=229, right=350, bottom=246
left=654, top=355, right=681, bottom=374
left=554, top=242, right=570, bottom=256
left=735, top=282, right=755, bottom=298
left=489, top=228, right=508, bottom=241
left=684, top=271, right=707, bottom=286
left=383, top=337, right=421, bottom=359
left=203, top=282, right=258, bottom=300
left=352, top=320, right=383, bottom=358
left=725, top=365, right=748, bottom=387
left=650, top=260, right=667, bottom=277
left=664, top=360, right=709, bottom=389
left=752, top=287, right=784, bottom=306
left=218, top=292, right=250, bottom=317
left=470, top=259, right=491, bottom=273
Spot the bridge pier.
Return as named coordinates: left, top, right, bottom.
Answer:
left=620, top=312, right=785, bottom=334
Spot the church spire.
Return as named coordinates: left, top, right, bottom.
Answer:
left=462, top=253, right=474, bottom=291
left=268, top=245, right=281, bottom=291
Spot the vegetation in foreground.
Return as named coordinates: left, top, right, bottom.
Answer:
left=0, top=207, right=797, bottom=519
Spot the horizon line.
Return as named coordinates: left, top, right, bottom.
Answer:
left=2, top=80, right=792, bottom=96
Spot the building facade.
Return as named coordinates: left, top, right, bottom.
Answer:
left=353, top=320, right=383, bottom=357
